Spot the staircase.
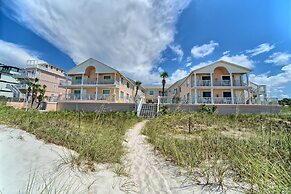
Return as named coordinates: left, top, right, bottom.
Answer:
left=139, top=104, right=157, bottom=118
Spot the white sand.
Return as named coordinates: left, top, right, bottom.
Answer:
left=0, top=125, right=128, bottom=194
left=123, top=121, right=245, bottom=194
left=0, top=122, right=245, bottom=194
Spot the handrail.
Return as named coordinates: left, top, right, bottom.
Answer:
left=137, top=97, right=144, bottom=116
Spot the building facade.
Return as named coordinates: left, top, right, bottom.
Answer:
left=62, top=58, right=136, bottom=103
left=177, top=60, right=267, bottom=105
left=14, top=60, right=68, bottom=101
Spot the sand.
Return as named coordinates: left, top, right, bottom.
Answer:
left=0, top=122, right=245, bottom=194
left=0, top=125, right=128, bottom=194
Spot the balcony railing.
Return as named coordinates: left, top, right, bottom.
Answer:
left=64, top=94, right=113, bottom=101
left=16, top=83, right=29, bottom=90
left=13, top=72, right=37, bottom=79
left=70, top=79, right=118, bottom=85
left=195, top=80, right=246, bottom=87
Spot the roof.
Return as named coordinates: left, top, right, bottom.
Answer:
left=67, top=58, right=136, bottom=86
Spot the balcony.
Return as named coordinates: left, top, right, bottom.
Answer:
left=69, top=79, right=118, bottom=85
left=194, top=80, right=246, bottom=87
left=13, top=72, right=37, bottom=79
left=64, top=93, right=113, bottom=101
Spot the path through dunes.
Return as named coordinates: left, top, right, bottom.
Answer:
left=124, top=121, right=205, bottom=194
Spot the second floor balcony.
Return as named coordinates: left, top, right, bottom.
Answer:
left=70, top=78, right=118, bottom=85
left=194, top=79, right=246, bottom=87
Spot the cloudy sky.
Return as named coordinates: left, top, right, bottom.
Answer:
left=0, top=0, right=291, bottom=98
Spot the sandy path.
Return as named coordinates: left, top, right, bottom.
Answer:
left=124, top=121, right=203, bottom=194
left=124, top=121, right=245, bottom=194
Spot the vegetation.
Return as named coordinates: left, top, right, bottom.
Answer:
left=26, top=78, right=47, bottom=109
left=0, top=105, right=140, bottom=167
left=143, top=112, right=291, bottom=193
left=199, top=104, right=217, bottom=113
left=279, top=98, right=291, bottom=107
left=160, top=71, right=169, bottom=97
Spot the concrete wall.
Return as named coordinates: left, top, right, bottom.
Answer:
left=57, top=102, right=136, bottom=112
left=165, top=104, right=281, bottom=114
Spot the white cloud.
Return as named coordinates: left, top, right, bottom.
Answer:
left=169, top=44, right=184, bottom=62
left=0, top=40, right=45, bottom=67
left=191, top=40, right=219, bottom=58
left=186, top=56, right=191, bottom=62
left=250, top=64, right=291, bottom=98
left=246, top=43, right=275, bottom=56
left=186, top=62, right=192, bottom=67
left=3, top=0, right=190, bottom=84
left=168, top=69, right=188, bottom=84
left=223, top=50, right=230, bottom=55
left=265, top=52, right=291, bottom=66
left=220, top=54, right=254, bottom=69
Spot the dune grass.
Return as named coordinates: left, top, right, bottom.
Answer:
left=0, top=105, right=140, bottom=166
left=143, top=112, right=291, bottom=193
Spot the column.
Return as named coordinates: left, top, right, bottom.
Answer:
left=113, top=88, right=116, bottom=102
left=96, top=73, right=99, bottom=85
left=194, top=89, right=197, bottom=104
left=231, top=88, right=234, bottom=104
left=194, top=73, right=197, bottom=87
left=95, top=87, right=98, bottom=100
left=230, top=73, right=233, bottom=86
left=246, top=73, right=250, bottom=86
left=80, top=87, right=83, bottom=100
left=81, top=74, right=84, bottom=85
left=210, top=73, right=213, bottom=87
left=211, top=88, right=214, bottom=104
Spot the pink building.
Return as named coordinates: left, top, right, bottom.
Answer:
left=15, top=60, right=69, bottom=101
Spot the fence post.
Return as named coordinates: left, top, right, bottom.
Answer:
left=188, top=116, right=191, bottom=133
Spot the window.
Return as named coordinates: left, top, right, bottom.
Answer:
left=203, top=91, right=211, bottom=98
left=104, top=75, right=111, bottom=80
left=121, top=77, right=124, bottom=84
left=222, top=76, right=230, bottom=80
left=74, top=90, right=80, bottom=95
left=202, top=76, right=211, bottom=80
left=127, top=82, right=130, bottom=88
left=126, top=93, right=130, bottom=99
left=102, top=89, right=110, bottom=95
left=120, top=91, right=124, bottom=98
left=149, top=90, right=154, bottom=95
left=223, top=92, right=232, bottom=98
left=75, top=76, right=82, bottom=80
left=53, top=84, right=57, bottom=91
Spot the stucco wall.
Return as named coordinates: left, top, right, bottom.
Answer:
left=57, top=102, right=136, bottom=112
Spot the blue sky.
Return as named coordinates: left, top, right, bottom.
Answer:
left=0, top=0, right=291, bottom=98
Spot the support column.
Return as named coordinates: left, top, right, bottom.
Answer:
left=231, top=88, right=234, bottom=104
left=194, top=73, right=197, bottom=87
left=80, top=87, right=83, bottom=100
left=210, top=73, right=213, bottom=87
left=81, top=74, right=84, bottom=85
left=113, top=88, right=116, bottom=102
left=96, top=73, right=99, bottom=85
left=230, top=73, right=233, bottom=86
left=246, top=73, right=250, bottom=86
left=211, top=88, right=214, bottom=104
left=194, top=89, right=197, bottom=104
left=95, top=87, right=98, bottom=100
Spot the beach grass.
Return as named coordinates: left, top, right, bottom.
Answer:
left=0, top=105, right=140, bottom=166
left=143, top=112, right=291, bottom=193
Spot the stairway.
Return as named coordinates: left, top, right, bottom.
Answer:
left=139, top=104, right=157, bottom=118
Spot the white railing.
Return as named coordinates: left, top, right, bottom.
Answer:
left=214, top=97, right=232, bottom=104
left=197, top=97, right=212, bottom=104
left=70, top=79, right=118, bottom=85
left=197, top=80, right=211, bottom=86
left=213, top=80, right=231, bottom=86
left=64, top=94, right=112, bottom=101
left=137, top=97, right=144, bottom=116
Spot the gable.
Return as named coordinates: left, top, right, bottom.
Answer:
left=194, top=61, right=252, bottom=74
left=67, top=58, right=117, bottom=75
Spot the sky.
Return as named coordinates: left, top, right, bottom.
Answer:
left=0, top=0, right=291, bottom=98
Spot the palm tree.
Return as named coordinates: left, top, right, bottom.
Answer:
left=134, top=81, right=142, bottom=100
left=160, top=71, right=168, bottom=97
left=35, top=85, right=47, bottom=109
